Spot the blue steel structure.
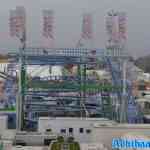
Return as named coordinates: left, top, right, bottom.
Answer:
left=0, top=47, right=143, bottom=130
left=105, top=56, right=143, bottom=123
left=0, top=64, right=17, bottom=129
left=20, top=48, right=106, bottom=130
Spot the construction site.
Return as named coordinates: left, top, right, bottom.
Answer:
left=0, top=6, right=149, bottom=150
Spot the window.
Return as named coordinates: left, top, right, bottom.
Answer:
left=79, top=128, right=84, bottom=133
left=86, top=129, right=91, bottom=134
left=61, top=129, right=66, bottom=134
left=7, top=115, right=16, bottom=129
left=46, top=128, right=52, bottom=132
left=69, top=128, right=73, bottom=133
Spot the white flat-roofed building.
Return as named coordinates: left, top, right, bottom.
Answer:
left=38, top=117, right=115, bottom=143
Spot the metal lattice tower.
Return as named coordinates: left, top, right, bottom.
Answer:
left=105, top=10, right=143, bottom=123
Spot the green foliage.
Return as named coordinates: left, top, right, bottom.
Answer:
left=50, top=136, right=80, bottom=150
left=0, top=143, right=3, bottom=150
left=51, top=142, right=61, bottom=150
left=0, top=107, right=16, bottom=111
left=69, top=142, right=80, bottom=150
left=57, top=136, right=64, bottom=143
left=135, top=55, right=150, bottom=73
left=67, top=137, right=74, bottom=143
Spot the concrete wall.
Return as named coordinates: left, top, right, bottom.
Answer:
left=0, top=116, right=7, bottom=131
left=0, top=116, right=16, bottom=140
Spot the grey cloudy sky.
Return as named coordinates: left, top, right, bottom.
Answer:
left=0, top=0, right=149, bottom=57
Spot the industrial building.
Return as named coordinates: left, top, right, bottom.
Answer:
left=0, top=6, right=149, bottom=150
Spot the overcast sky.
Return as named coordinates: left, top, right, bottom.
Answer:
left=0, top=0, right=150, bottom=58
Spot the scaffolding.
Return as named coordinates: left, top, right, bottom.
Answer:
left=15, top=47, right=128, bottom=130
